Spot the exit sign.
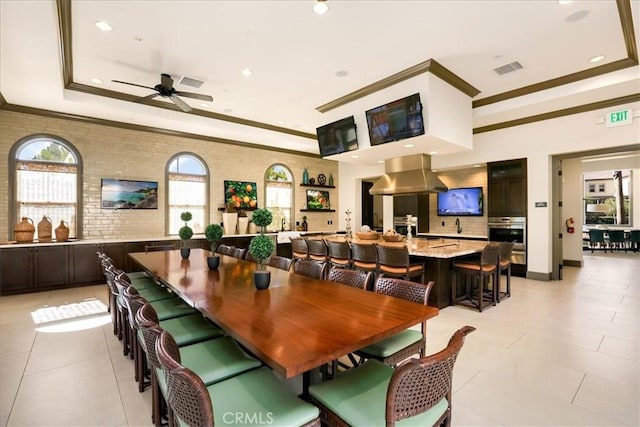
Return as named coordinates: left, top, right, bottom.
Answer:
left=605, top=109, right=632, bottom=127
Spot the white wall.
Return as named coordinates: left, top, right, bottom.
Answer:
left=562, top=157, right=584, bottom=263
left=339, top=100, right=640, bottom=278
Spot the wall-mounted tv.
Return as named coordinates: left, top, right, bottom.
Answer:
left=365, top=93, right=425, bottom=146
left=437, top=187, right=483, bottom=216
left=316, top=116, right=358, bottom=157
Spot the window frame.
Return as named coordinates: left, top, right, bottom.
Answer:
left=8, top=134, right=83, bottom=240
left=264, top=163, right=295, bottom=231
left=165, top=152, right=210, bottom=236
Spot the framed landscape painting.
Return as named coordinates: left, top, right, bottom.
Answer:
left=306, top=189, right=330, bottom=210
left=101, top=178, right=158, bottom=209
left=224, top=180, right=258, bottom=210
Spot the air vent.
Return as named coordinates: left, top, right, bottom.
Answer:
left=178, top=76, right=204, bottom=88
left=493, top=61, right=523, bottom=76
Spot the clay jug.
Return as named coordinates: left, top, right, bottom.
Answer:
left=38, top=216, right=53, bottom=242
left=14, top=217, right=35, bottom=243
left=55, top=220, right=70, bottom=242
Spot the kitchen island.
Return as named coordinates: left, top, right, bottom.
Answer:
left=324, top=235, right=489, bottom=308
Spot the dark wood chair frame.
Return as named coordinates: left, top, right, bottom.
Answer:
left=451, top=244, right=500, bottom=312
left=293, top=259, right=328, bottom=280
left=326, top=240, right=352, bottom=269
left=306, top=238, right=329, bottom=263
left=291, top=237, right=310, bottom=262
left=496, top=241, right=514, bottom=303
left=310, top=326, right=476, bottom=427
left=267, top=255, right=294, bottom=271
left=375, top=244, right=425, bottom=284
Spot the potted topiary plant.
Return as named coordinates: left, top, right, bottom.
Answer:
left=248, top=208, right=275, bottom=290
left=204, top=223, right=223, bottom=269
left=178, top=211, right=193, bottom=259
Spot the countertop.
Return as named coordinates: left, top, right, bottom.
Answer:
left=417, top=232, right=488, bottom=239
left=325, top=235, right=488, bottom=259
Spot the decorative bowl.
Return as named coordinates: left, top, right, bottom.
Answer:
left=355, top=231, right=379, bottom=240
left=382, top=234, right=404, bottom=242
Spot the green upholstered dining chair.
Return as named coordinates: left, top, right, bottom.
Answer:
left=588, top=229, right=606, bottom=252
left=354, top=277, right=434, bottom=367
left=309, top=326, right=475, bottom=427
left=137, top=309, right=261, bottom=427
left=293, top=259, right=328, bottom=280
left=607, top=229, right=626, bottom=252
left=156, top=331, right=321, bottom=427
left=268, top=255, right=294, bottom=271
left=326, top=267, right=372, bottom=291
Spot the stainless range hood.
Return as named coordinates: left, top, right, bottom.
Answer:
left=369, top=154, right=448, bottom=195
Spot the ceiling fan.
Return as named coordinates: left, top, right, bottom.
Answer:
left=112, top=73, right=213, bottom=112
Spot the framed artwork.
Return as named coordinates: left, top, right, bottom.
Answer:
left=101, top=178, right=158, bottom=209
left=224, top=180, right=258, bottom=210
left=306, top=189, right=330, bottom=210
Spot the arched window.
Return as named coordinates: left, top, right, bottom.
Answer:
left=167, top=153, right=208, bottom=234
left=265, top=164, right=294, bottom=231
left=10, top=135, right=82, bottom=239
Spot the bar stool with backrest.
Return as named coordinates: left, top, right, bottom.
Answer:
left=308, top=326, right=475, bottom=427
left=291, top=237, right=309, bottom=263
left=293, top=259, right=328, bottom=280
left=496, top=241, right=514, bottom=303
left=137, top=306, right=261, bottom=426
left=452, top=243, right=500, bottom=312
left=350, top=242, right=378, bottom=277
left=156, top=332, right=321, bottom=427
left=376, top=244, right=425, bottom=283
left=354, top=277, right=435, bottom=367
left=306, top=238, right=329, bottom=263
left=326, top=240, right=351, bottom=269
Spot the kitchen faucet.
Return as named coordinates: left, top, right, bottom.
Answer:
left=455, top=217, right=462, bottom=234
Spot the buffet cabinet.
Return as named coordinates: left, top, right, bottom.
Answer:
left=0, top=239, right=209, bottom=296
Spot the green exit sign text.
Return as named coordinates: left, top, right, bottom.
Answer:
left=605, top=109, right=632, bottom=127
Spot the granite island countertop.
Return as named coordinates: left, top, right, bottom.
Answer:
left=324, top=235, right=488, bottom=259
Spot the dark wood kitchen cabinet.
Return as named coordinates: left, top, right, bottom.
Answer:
left=0, top=247, right=34, bottom=293
left=488, top=159, right=527, bottom=217
left=33, top=245, right=70, bottom=289
left=70, top=243, right=102, bottom=284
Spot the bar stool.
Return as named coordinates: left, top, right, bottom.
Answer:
left=375, top=244, right=424, bottom=283
left=290, top=237, right=309, bottom=263
left=306, top=238, right=329, bottom=263
left=326, top=240, right=351, bottom=269
left=452, top=243, right=500, bottom=312
left=350, top=242, right=378, bottom=278
left=496, top=241, right=514, bottom=303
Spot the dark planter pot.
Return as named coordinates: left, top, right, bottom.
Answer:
left=253, top=270, right=271, bottom=290
left=207, top=255, right=220, bottom=270
left=180, top=248, right=191, bottom=259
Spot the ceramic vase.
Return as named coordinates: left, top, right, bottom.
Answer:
left=222, top=212, right=238, bottom=235
left=238, top=217, right=249, bottom=235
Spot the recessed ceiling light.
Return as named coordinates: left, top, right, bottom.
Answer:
left=404, top=144, right=414, bottom=148
left=95, top=21, right=112, bottom=31
left=377, top=160, right=385, bottom=163
left=313, top=0, right=329, bottom=15
left=473, top=164, right=482, bottom=168
left=589, top=55, right=605, bottom=63
left=241, top=68, right=252, bottom=77
left=558, top=0, right=572, bottom=4
left=90, top=78, right=103, bottom=84
left=350, top=155, right=359, bottom=159
left=428, top=151, right=438, bottom=155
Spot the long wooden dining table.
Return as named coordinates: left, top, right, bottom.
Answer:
left=129, top=249, right=439, bottom=383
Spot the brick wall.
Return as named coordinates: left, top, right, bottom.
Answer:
left=0, top=110, right=338, bottom=241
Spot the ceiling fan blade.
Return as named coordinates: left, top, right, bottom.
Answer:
left=112, top=80, right=156, bottom=91
left=137, top=93, right=160, bottom=102
left=170, top=94, right=192, bottom=112
left=160, top=73, right=174, bottom=89
left=175, top=91, right=213, bottom=102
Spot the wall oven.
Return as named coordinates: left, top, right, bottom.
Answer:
left=488, top=217, right=526, bottom=266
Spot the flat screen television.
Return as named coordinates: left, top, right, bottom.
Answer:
left=437, top=187, right=483, bottom=216
left=316, top=116, right=359, bottom=157
left=365, top=93, right=425, bottom=146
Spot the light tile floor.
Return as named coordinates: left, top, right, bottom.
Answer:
left=1, top=251, right=638, bottom=426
